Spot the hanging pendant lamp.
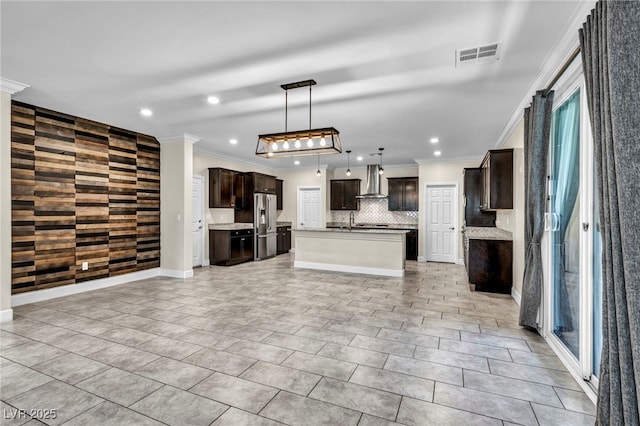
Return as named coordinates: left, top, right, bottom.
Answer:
left=256, top=79, right=342, bottom=158
left=346, top=150, right=352, bottom=176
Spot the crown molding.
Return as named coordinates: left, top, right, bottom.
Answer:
left=1, top=78, right=29, bottom=95
left=158, top=133, right=201, bottom=145
left=415, top=156, right=483, bottom=165
left=494, top=0, right=595, bottom=149
left=193, top=146, right=280, bottom=173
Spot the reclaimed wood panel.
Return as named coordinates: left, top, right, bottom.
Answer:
left=10, top=101, right=161, bottom=293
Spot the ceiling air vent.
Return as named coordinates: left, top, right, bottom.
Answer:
left=456, top=42, right=501, bottom=67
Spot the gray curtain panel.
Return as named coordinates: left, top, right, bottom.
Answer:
left=518, top=91, right=553, bottom=330
left=580, top=1, right=640, bottom=425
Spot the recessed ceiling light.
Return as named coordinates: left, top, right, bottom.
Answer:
left=356, top=156, right=363, bottom=161
left=434, top=151, right=442, bottom=156
left=430, top=137, right=439, bottom=143
left=140, top=108, right=152, bottom=117
left=294, top=160, right=300, bottom=165
left=207, top=96, right=220, bottom=105
left=229, top=139, right=238, bottom=145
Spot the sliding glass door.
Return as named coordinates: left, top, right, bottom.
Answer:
left=544, top=60, right=602, bottom=393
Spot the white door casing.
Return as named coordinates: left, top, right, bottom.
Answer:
left=192, top=176, right=204, bottom=267
left=425, top=183, right=458, bottom=263
left=297, top=186, right=321, bottom=228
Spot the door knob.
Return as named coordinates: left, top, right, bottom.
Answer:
left=449, top=227, right=455, bottom=230
left=198, top=226, right=203, bottom=229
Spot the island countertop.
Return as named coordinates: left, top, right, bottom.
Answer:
left=463, top=226, right=513, bottom=241
left=292, top=227, right=409, bottom=235
left=208, top=223, right=254, bottom=231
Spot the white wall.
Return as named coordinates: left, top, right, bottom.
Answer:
left=496, top=119, right=525, bottom=298
left=418, top=160, right=481, bottom=262
left=1, top=91, right=12, bottom=319
left=277, top=166, right=329, bottom=229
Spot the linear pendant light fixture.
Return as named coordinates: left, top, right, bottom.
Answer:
left=256, top=79, right=342, bottom=158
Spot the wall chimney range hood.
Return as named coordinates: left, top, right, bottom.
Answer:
left=356, top=165, right=388, bottom=199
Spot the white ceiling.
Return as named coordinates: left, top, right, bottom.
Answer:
left=2, top=1, right=581, bottom=170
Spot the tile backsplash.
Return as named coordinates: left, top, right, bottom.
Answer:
left=331, top=198, right=418, bottom=224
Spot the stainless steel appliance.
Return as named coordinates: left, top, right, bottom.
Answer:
left=254, top=193, right=277, bottom=260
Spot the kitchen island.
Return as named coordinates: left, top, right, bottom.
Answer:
left=293, top=227, right=407, bottom=277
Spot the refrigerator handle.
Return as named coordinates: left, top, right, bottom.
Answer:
left=266, top=196, right=272, bottom=232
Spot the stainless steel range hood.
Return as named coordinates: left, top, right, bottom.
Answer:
left=355, top=164, right=387, bottom=199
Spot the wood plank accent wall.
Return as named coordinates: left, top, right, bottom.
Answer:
left=10, top=101, right=160, bottom=294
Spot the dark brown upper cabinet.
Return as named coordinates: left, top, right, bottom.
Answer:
left=463, top=168, right=496, bottom=227
left=330, top=179, right=361, bottom=210
left=387, top=177, right=418, bottom=211
left=480, top=149, right=513, bottom=211
left=252, top=173, right=277, bottom=194
left=209, top=168, right=237, bottom=208
left=276, top=179, right=283, bottom=210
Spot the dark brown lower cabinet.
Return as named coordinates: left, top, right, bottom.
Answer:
left=210, top=229, right=254, bottom=266
left=276, top=226, right=291, bottom=255
left=406, top=230, right=418, bottom=261
left=466, top=238, right=512, bottom=294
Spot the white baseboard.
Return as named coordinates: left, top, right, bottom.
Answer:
left=1, top=308, right=14, bottom=323
left=417, top=256, right=426, bottom=263
left=160, top=269, right=194, bottom=279
left=289, top=248, right=295, bottom=253
left=455, top=259, right=465, bottom=265
left=511, top=286, right=522, bottom=306
left=294, top=261, right=404, bottom=278
left=203, top=260, right=210, bottom=267
left=12, top=268, right=162, bottom=307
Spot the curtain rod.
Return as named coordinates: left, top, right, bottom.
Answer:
left=543, top=47, right=581, bottom=96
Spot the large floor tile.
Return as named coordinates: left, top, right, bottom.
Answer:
left=294, top=325, right=355, bottom=345
left=281, top=351, right=357, bottom=380
left=397, top=396, right=501, bottom=426
left=6, top=380, right=103, bottom=425
left=554, top=387, right=597, bottom=415
left=176, top=329, right=240, bottom=350
left=349, top=365, right=434, bottom=401
left=349, top=335, right=415, bottom=357
left=0, top=331, right=32, bottom=350
left=463, top=369, right=563, bottom=407
left=133, top=357, right=213, bottom=390
left=226, top=340, right=293, bottom=364
left=48, top=333, right=115, bottom=356
left=183, top=348, right=256, bottom=376
left=190, top=373, right=278, bottom=414
left=135, top=335, right=203, bottom=360
left=376, top=328, right=439, bottom=349
left=262, top=332, right=326, bottom=354
left=76, top=367, right=163, bottom=406
left=260, top=391, right=361, bottom=426
left=240, top=361, right=321, bottom=395
left=488, top=359, right=583, bottom=391
left=384, top=354, right=463, bottom=386
left=438, top=338, right=511, bottom=361
left=0, top=363, right=54, bottom=399
left=31, top=353, right=109, bottom=385
left=413, top=346, right=490, bottom=372
left=460, top=331, right=530, bottom=351
left=433, top=382, right=538, bottom=425
left=309, top=377, right=401, bottom=420
left=130, top=385, right=228, bottom=425
left=87, top=344, right=161, bottom=371
left=64, top=401, right=163, bottom=426
left=212, top=407, right=284, bottom=425
left=1, top=341, right=67, bottom=366
left=532, top=402, right=596, bottom=426
left=317, top=343, right=387, bottom=368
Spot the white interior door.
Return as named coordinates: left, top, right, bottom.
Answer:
left=426, top=184, right=457, bottom=263
left=192, top=176, right=204, bottom=267
left=297, top=187, right=321, bottom=228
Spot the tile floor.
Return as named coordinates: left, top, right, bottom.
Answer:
left=0, top=255, right=596, bottom=425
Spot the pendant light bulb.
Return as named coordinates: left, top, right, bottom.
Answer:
left=320, top=137, right=326, bottom=147
left=307, top=138, right=314, bottom=148
left=346, top=169, right=351, bottom=176
left=379, top=167, right=384, bottom=175
left=283, top=141, right=290, bottom=150
left=378, top=147, right=384, bottom=175
left=316, top=155, right=321, bottom=177
left=294, top=139, right=301, bottom=149
left=346, top=150, right=352, bottom=177
left=271, top=143, right=278, bottom=151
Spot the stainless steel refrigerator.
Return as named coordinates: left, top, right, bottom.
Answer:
left=254, top=193, right=277, bottom=260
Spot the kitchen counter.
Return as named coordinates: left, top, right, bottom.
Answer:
left=463, top=226, right=512, bottom=241
left=293, top=227, right=406, bottom=277
left=326, top=222, right=418, bottom=230
left=293, top=227, right=408, bottom=235
left=276, top=221, right=292, bottom=227
left=208, top=223, right=254, bottom=231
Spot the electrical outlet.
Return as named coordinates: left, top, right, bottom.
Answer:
left=82, top=261, right=88, bottom=271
